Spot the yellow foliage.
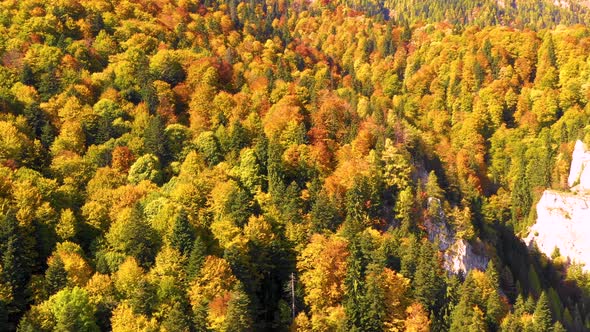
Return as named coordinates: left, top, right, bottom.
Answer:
left=243, top=215, right=275, bottom=245
left=0, top=121, right=27, bottom=161
left=56, top=208, right=77, bottom=241
left=188, top=256, right=237, bottom=307
left=149, top=246, right=186, bottom=281
left=85, top=273, right=116, bottom=307
left=404, top=303, right=431, bottom=332
left=211, top=217, right=244, bottom=250
left=297, top=234, right=348, bottom=315
left=380, top=268, right=411, bottom=331
left=113, top=257, right=146, bottom=298
left=53, top=242, right=93, bottom=287
left=111, top=303, right=159, bottom=332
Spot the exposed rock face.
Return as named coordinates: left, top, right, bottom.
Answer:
left=567, top=140, right=590, bottom=192
left=526, top=190, right=590, bottom=271
left=526, top=140, right=590, bottom=271
left=425, top=198, right=489, bottom=275
left=443, top=239, right=489, bottom=275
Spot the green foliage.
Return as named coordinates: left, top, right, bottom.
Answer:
left=128, top=154, right=163, bottom=185
left=195, top=131, right=223, bottom=166
left=49, top=287, right=99, bottom=332
left=168, top=209, right=195, bottom=256
left=0, top=1, right=587, bottom=330
left=534, top=292, right=553, bottom=332
left=223, top=282, right=254, bottom=332
left=105, top=207, right=160, bottom=268
left=44, top=256, right=67, bottom=297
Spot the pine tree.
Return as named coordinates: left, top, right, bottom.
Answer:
left=533, top=292, right=552, bottom=332
left=413, top=241, right=444, bottom=312
left=45, top=256, right=68, bottom=296
left=344, top=239, right=367, bottom=332
left=144, top=115, right=168, bottom=162
left=361, top=265, right=386, bottom=332
left=186, top=236, right=207, bottom=280
left=224, top=282, right=253, bottom=332
left=169, top=209, right=195, bottom=256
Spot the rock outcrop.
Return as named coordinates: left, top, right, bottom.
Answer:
left=526, top=140, right=590, bottom=271
left=567, top=140, right=590, bottom=192
left=425, top=198, right=489, bottom=275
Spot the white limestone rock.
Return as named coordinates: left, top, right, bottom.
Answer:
left=425, top=197, right=489, bottom=275
left=526, top=190, right=590, bottom=271
left=526, top=140, right=590, bottom=272
left=443, top=239, right=489, bottom=275
left=567, top=140, right=590, bottom=192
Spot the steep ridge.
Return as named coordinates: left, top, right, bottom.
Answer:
left=526, top=140, right=590, bottom=271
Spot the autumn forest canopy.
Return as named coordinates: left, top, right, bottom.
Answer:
left=1, top=0, right=590, bottom=331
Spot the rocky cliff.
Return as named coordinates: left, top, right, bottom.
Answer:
left=525, top=140, right=590, bottom=271
left=425, top=198, right=489, bottom=275
left=567, top=140, right=590, bottom=192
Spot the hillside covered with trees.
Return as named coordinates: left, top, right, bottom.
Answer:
left=0, top=0, right=589, bottom=331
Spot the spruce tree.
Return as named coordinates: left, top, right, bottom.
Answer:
left=161, top=302, right=193, bottom=332
left=514, top=294, right=526, bottom=316
left=144, top=115, right=168, bottom=162
left=186, top=236, right=207, bottom=280
left=344, top=240, right=366, bottom=332
left=361, top=264, right=386, bottom=332
left=533, top=292, right=552, bottom=332
left=224, top=282, right=253, bottom=332
left=45, top=256, right=68, bottom=296
left=413, top=241, right=444, bottom=312
left=310, top=189, right=340, bottom=232
left=0, top=212, right=34, bottom=313
left=169, top=209, right=195, bottom=256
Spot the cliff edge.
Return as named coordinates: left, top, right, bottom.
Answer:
left=526, top=140, right=590, bottom=271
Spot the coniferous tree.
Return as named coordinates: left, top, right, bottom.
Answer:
left=413, top=241, right=444, bottom=313
left=534, top=292, right=553, bottom=332
left=169, top=209, right=195, bottom=256
left=45, top=256, right=68, bottom=296
left=344, top=239, right=367, bottom=332
left=224, top=282, right=254, bottom=332
left=144, top=115, right=168, bottom=162
left=187, top=237, right=207, bottom=280
left=0, top=212, right=34, bottom=317
left=361, top=264, right=386, bottom=332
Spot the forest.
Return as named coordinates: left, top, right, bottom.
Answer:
left=0, top=0, right=589, bottom=331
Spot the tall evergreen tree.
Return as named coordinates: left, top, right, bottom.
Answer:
left=186, top=236, right=207, bottom=280
left=224, top=282, right=254, bottom=332
left=169, top=209, right=195, bottom=256
left=361, top=264, right=386, bottom=332
left=533, top=292, right=553, bottom=332
left=45, top=256, right=68, bottom=296
left=344, top=239, right=367, bottom=332
left=413, top=241, right=444, bottom=313
left=144, top=115, right=168, bottom=162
